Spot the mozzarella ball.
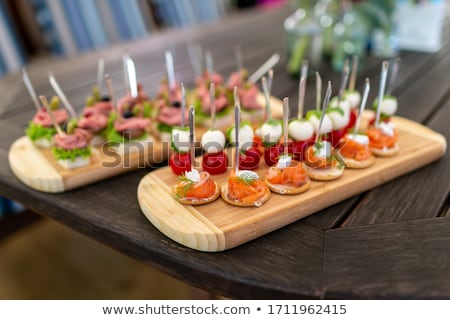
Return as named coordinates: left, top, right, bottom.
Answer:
left=328, top=108, right=350, bottom=130
left=308, top=113, right=333, bottom=134
left=201, top=129, right=226, bottom=153
left=229, top=124, right=255, bottom=151
left=171, top=128, right=190, bottom=153
left=329, top=97, right=351, bottom=114
left=260, top=121, right=282, bottom=144
left=288, top=119, right=314, bottom=141
left=344, top=90, right=361, bottom=109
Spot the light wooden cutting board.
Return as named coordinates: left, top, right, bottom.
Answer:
left=137, top=116, right=447, bottom=252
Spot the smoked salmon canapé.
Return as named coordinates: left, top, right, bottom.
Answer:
left=173, top=169, right=220, bottom=205
left=265, top=155, right=311, bottom=195
left=366, top=122, right=399, bottom=157
left=337, top=133, right=375, bottom=169
left=303, top=141, right=345, bottom=181
left=221, top=170, right=270, bottom=207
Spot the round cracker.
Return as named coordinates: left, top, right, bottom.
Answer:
left=176, top=181, right=221, bottom=205
left=343, top=155, right=375, bottom=169
left=371, top=143, right=399, bottom=157
left=265, top=178, right=311, bottom=195
left=303, top=164, right=344, bottom=181
left=221, top=184, right=270, bottom=207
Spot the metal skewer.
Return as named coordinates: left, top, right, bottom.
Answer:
left=234, top=101, right=241, bottom=175
left=22, top=68, right=41, bottom=112
left=261, top=77, right=272, bottom=121
left=283, top=97, right=289, bottom=158
left=97, top=58, right=105, bottom=92
left=316, top=72, right=322, bottom=111
left=49, top=72, right=77, bottom=119
left=315, top=81, right=332, bottom=144
left=297, top=61, right=308, bottom=119
left=165, top=51, right=176, bottom=92
left=266, top=69, right=274, bottom=96
left=337, top=60, right=350, bottom=104
left=353, top=78, right=370, bottom=135
left=189, top=106, right=195, bottom=171
left=348, top=55, right=359, bottom=91
left=181, top=83, right=186, bottom=128
left=247, top=53, right=280, bottom=84
left=210, top=82, right=216, bottom=129
left=205, top=51, right=214, bottom=75
left=375, top=61, right=390, bottom=127
left=387, top=58, right=400, bottom=95
left=104, top=74, right=118, bottom=117
left=125, top=56, right=138, bottom=99
left=39, top=95, right=64, bottom=136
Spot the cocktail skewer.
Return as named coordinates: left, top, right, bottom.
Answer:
left=348, top=55, right=359, bottom=92
left=22, top=68, right=40, bottom=112
left=49, top=72, right=77, bottom=119
left=189, top=106, right=195, bottom=172
left=180, top=83, right=186, bottom=128
left=165, top=51, right=176, bottom=92
left=261, top=76, right=272, bottom=121
left=210, top=82, right=217, bottom=129
left=283, top=97, right=289, bottom=158
left=125, top=55, right=138, bottom=99
left=315, top=72, right=322, bottom=111
left=315, top=81, right=332, bottom=144
left=97, top=57, right=105, bottom=92
left=234, top=101, right=240, bottom=175
left=247, top=53, right=280, bottom=84
left=387, top=58, right=400, bottom=95
left=297, top=60, right=308, bottom=119
left=375, top=61, right=389, bottom=127
left=353, top=78, right=370, bottom=135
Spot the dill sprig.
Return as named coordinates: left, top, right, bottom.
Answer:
left=232, top=172, right=258, bottom=185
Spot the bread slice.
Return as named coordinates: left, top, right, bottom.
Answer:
left=371, top=143, right=399, bottom=157
left=303, top=164, right=344, bottom=181
left=221, top=184, right=270, bottom=207
left=343, top=155, right=375, bottom=169
left=176, top=180, right=220, bottom=205
left=265, top=178, right=311, bottom=195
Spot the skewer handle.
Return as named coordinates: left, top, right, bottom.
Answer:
left=316, top=72, right=322, bottom=111
left=261, top=77, right=272, bottom=121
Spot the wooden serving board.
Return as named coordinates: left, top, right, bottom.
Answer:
left=9, top=94, right=281, bottom=193
left=137, top=116, right=447, bottom=252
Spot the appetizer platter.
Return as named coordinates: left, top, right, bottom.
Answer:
left=138, top=60, right=447, bottom=252
left=9, top=52, right=283, bottom=193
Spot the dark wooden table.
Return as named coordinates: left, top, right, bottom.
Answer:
left=0, top=5, right=449, bottom=299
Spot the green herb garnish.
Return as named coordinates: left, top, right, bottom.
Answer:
left=25, top=122, right=56, bottom=142
left=52, top=146, right=91, bottom=161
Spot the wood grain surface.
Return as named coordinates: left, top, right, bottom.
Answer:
left=0, top=4, right=449, bottom=298
left=138, top=116, right=446, bottom=251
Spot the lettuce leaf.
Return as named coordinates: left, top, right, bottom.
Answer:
left=52, top=147, right=91, bottom=161
left=25, top=122, right=56, bottom=142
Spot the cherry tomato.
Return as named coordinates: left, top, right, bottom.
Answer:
left=345, top=109, right=357, bottom=131
left=169, top=152, right=191, bottom=175
left=328, top=129, right=347, bottom=147
left=264, top=143, right=282, bottom=166
left=289, top=138, right=315, bottom=161
left=202, top=151, right=228, bottom=175
left=239, top=146, right=261, bottom=170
